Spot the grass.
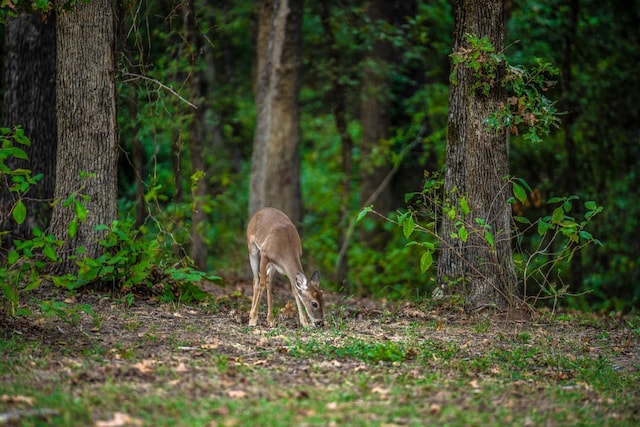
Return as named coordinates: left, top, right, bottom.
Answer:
left=1, top=298, right=639, bottom=426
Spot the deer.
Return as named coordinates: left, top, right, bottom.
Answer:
left=246, top=207, right=324, bottom=328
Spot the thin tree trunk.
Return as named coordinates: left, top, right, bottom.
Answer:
left=319, top=1, right=354, bottom=284
left=183, top=0, right=208, bottom=270
left=50, top=0, right=118, bottom=272
left=559, top=0, right=583, bottom=292
left=437, top=0, right=518, bottom=310
left=359, top=0, right=393, bottom=218
left=127, top=91, right=147, bottom=228
left=249, top=0, right=303, bottom=224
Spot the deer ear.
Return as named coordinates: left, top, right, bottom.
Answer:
left=310, top=270, right=320, bottom=287
left=295, top=272, right=308, bottom=291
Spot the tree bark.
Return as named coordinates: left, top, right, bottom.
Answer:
left=559, top=0, right=583, bottom=292
left=0, top=13, right=57, bottom=245
left=319, top=1, right=354, bottom=284
left=437, top=0, right=518, bottom=310
left=49, top=0, right=118, bottom=271
left=249, top=0, right=303, bottom=224
left=359, top=0, right=393, bottom=217
left=182, top=0, right=209, bottom=270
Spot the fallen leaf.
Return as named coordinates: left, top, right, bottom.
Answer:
left=1, top=394, right=35, bottom=405
left=371, top=386, right=390, bottom=396
left=201, top=341, right=220, bottom=350
left=175, top=362, right=189, bottom=373
left=95, top=412, right=143, bottom=427
left=429, top=403, right=441, bottom=415
left=279, top=301, right=297, bottom=317
left=227, top=390, right=246, bottom=399
left=326, top=402, right=338, bottom=410
left=132, top=359, right=156, bottom=374
left=212, top=406, right=230, bottom=416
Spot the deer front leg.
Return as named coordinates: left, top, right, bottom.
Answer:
left=266, top=264, right=275, bottom=327
left=290, top=279, right=311, bottom=327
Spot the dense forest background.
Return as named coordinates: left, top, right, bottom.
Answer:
left=1, top=0, right=638, bottom=312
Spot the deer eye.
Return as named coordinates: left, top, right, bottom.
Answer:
left=311, top=301, right=319, bottom=309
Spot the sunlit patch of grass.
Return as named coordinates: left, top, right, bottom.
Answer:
left=288, top=336, right=407, bottom=363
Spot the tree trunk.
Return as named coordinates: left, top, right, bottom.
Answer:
left=128, top=91, right=147, bottom=228
left=50, top=0, right=118, bottom=272
left=319, top=1, right=354, bottom=284
left=559, top=0, right=583, bottom=292
left=182, top=0, right=209, bottom=270
left=249, top=0, right=303, bottom=224
left=437, top=0, right=518, bottom=310
left=0, top=13, right=57, bottom=245
left=359, top=0, right=393, bottom=217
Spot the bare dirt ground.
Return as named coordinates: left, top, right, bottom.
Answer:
left=1, top=277, right=639, bottom=426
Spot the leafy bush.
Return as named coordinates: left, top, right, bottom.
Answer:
left=361, top=174, right=603, bottom=310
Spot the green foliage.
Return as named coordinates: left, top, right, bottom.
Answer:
left=0, top=128, right=55, bottom=315
left=0, top=0, right=93, bottom=22
left=52, top=218, right=220, bottom=303
left=290, top=336, right=407, bottom=363
left=450, top=34, right=561, bottom=143
left=506, top=0, right=640, bottom=310
left=1, top=127, right=220, bottom=319
left=365, top=172, right=602, bottom=309
left=514, top=190, right=603, bottom=310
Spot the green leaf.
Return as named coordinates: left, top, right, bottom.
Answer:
left=578, top=230, right=593, bottom=240
left=459, top=197, right=470, bottom=216
left=356, top=206, right=373, bottom=222
left=547, top=196, right=563, bottom=204
left=68, top=218, right=78, bottom=238
left=1, top=283, right=16, bottom=303
left=538, top=220, right=551, bottom=236
left=484, top=231, right=495, bottom=249
left=584, top=201, right=597, bottom=211
left=513, top=183, right=527, bottom=204
left=43, top=245, right=57, bottom=262
left=403, top=216, right=415, bottom=239
left=551, top=207, right=564, bottom=223
left=458, top=225, right=468, bottom=242
left=12, top=200, right=27, bottom=225
left=404, top=192, right=419, bottom=203
left=514, top=216, right=531, bottom=224
left=9, top=147, right=28, bottom=160
left=74, top=199, right=88, bottom=222
left=62, top=194, right=74, bottom=208
left=420, top=251, right=433, bottom=273
left=13, top=127, right=31, bottom=146
left=8, top=250, right=19, bottom=265
left=447, top=208, right=456, bottom=220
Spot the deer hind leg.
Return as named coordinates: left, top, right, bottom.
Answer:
left=248, top=245, right=263, bottom=326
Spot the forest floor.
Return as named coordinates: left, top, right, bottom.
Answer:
left=1, top=277, right=639, bottom=426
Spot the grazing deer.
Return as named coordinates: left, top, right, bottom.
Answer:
left=247, top=207, right=324, bottom=328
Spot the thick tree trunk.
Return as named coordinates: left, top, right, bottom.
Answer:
left=50, top=0, right=118, bottom=272
left=0, top=13, right=57, bottom=244
left=437, top=0, right=518, bottom=310
left=249, top=0, right=303, bottom=224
